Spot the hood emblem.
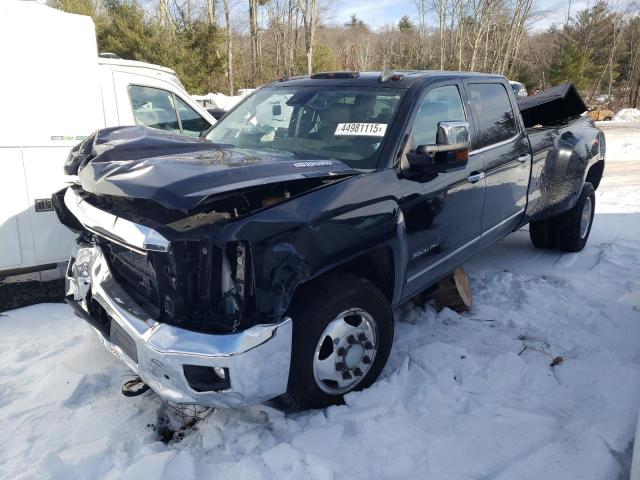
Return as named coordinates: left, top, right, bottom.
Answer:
left=293, top=160, right=333, bottom=168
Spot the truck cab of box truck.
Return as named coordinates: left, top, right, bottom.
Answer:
left=0, top=1, right=215, bottom=277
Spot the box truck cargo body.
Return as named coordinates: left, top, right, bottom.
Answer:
left=0, top=1, right=215, bottom=276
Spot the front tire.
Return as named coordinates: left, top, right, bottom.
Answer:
left=281, top=274, right=394, bottom=410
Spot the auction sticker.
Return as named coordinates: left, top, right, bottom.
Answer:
left=335, top=123, right=387, bottom=137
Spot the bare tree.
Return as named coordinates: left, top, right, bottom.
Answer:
left=207, top=0, right=216, bottom=24
left=433, top=0, right=448, bottom=69
left=451, top=0, right=466, bottom=69
left=223, top=0, right=233, bottom=94
left=414, top=0, right=428, bottom=66
left=298, top=0, right=318, bottom=74
left=286, top=0, right=302, bottom=75
left=249, top=0, right=261, bottom=81
left=158, top=0, right=173, bottom=29
left=469, top=0, right=497, bottom=71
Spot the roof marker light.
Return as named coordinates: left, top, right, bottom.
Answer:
left=310, top=71, right=360, bottom=79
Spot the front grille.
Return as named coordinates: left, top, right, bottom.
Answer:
left=102, top=242, right=163, bottom=318
left=97, top=237, right=254, bottom=334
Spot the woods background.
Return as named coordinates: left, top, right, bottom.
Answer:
left=51, top=0, right=640, bottom=109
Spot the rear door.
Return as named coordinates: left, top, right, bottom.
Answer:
left=464, top=81, right=530, bottom=246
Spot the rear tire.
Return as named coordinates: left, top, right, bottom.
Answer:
left=529, top=218, right=557, bottom=249
left=556, top=182, right=595, bottom=252
left=281, top=274, right=394, bottom=410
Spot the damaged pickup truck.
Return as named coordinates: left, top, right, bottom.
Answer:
left=54, top=72, right=605, bottom=409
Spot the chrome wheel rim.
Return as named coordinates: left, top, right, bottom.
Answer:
left=312, top=308, right=378, bottom=394
left=580, top=197, right=593, bottom=239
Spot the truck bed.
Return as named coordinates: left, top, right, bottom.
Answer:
left=518, top=83, right=587, bottom=128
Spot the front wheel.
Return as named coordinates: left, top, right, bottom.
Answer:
left=281, top=274, right=394, bottom=410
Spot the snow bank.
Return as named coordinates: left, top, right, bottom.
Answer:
left=1, top=138, right=640, bottom=479
left=192, top=90, right=254, bottom=112
left=599, top=123, right=640, bottom=161
left=613, top=108, right=640, bottom=122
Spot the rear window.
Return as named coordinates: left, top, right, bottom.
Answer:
left=467, top=83, right=518, bottom=149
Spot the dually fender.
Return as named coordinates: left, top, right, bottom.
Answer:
left=525, top=126, right=601, bottom=223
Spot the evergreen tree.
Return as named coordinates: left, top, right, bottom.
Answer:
left=51, top=0, right=225, bottom=94
left=398, top=15, right=415, bottom=33
left=550, top=2, right=617, bottom=92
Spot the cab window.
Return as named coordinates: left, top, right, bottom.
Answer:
left=129, top=85, right=180, bottom=133
left=467, top=83, right=518, bottom=149
left=412, top=85, right=466, bottom=146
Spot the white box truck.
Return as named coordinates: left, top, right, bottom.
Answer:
left=0, top=1, right=216, bottom=277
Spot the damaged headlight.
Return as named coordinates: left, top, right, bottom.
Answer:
left=221, top=242, right=251, bottom=330
left=156, top=240, right=255, bottom=333
left=64, top=135, right=96, bottom=175
left=74, top=248, right=94, bottom=283
left=69, top=247, right=96, bottom=301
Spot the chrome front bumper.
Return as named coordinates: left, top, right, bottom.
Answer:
left=65, top=243, right=292, bottom=407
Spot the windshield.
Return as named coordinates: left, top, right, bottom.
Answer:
left=206, top=86, right=404, bottom=169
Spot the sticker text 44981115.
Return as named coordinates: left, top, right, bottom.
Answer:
left=334, top=123, right=387, bottom=137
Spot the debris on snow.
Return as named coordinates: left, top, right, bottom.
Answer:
left=550, top=356, right=564, bottom=367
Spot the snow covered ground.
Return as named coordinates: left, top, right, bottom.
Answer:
left=613, top=108, right=640, bottom=123
left=598, top=122, right=640, bottom=161
left=2, top=134, right=640, bottom=479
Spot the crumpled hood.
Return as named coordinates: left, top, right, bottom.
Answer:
left=70, top=126, right=359, bottom=210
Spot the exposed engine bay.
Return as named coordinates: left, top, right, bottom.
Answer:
left=165, top=177, right=336, bottom=232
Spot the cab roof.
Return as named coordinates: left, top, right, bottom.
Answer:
left=98, top=57, right=177, bottom=75
left=269, top=70, right=505, bottom=89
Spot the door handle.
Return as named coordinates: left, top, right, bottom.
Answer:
left=517, top=154, right=530, bottom=163
left=467, top=172, right=486, bottom=183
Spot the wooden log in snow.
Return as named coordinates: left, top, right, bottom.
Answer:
left=431, top=267, right=472, bottom=312
left=413, top=267, right=472, bottom=313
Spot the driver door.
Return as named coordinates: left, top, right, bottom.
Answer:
left=401, top=82, right=486, bottom=298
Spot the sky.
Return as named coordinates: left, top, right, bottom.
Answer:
left=331, top=0, right=624, bottom=31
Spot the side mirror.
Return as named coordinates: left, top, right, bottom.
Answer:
left=407, top=121, right=470, bottom=172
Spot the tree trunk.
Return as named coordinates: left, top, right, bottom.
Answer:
left=207, top=0, right=216, bottom=25
left=249, top=0, right=260, bottom=82
left=158, top=0, right=172, bottom=29
left=223, top=0, right=233, bottom=95
left=456, top=0, right=465, bottom=70
left=483, top=22, right=489, bottom=71
left=299, top=0, right=318, bottom=75
left=438, top=0, right=446, bottom=69
left=415, top=0, right=428, bottom=67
